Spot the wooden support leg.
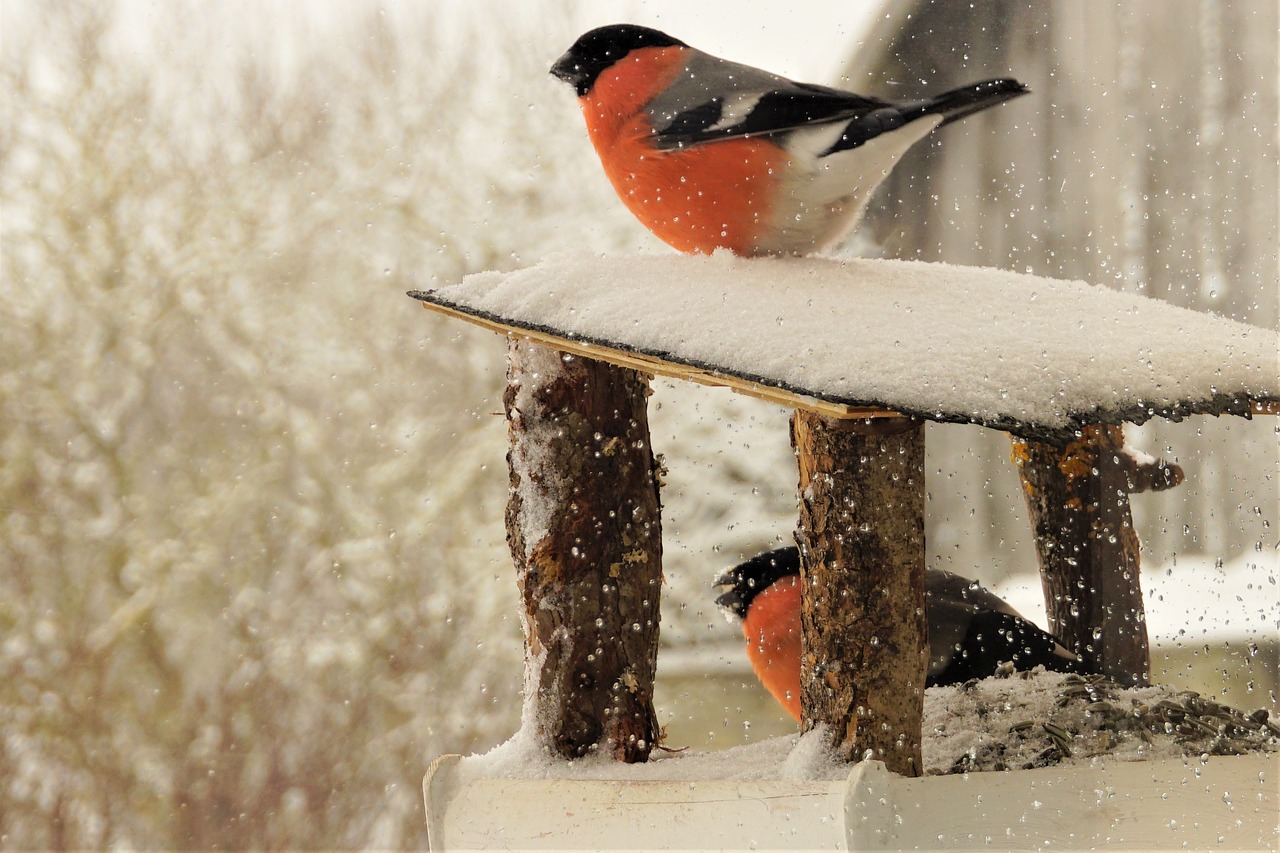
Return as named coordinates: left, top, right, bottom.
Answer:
left=1012, top=424, right=1182, bottom=686
left=504, top=340, right=663, bottom=762
left=791, top=411, right=926, bottom=776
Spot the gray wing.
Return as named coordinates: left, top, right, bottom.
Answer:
left=642, top=51, right=893, bottom=150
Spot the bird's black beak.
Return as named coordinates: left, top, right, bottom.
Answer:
left=550, top=51, right=580, bottom=87
left=713, top=571, right=744, bottom=618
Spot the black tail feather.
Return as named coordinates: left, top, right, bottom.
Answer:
left=929, top=609, right=1091, bottom=688
left=823, top=78, right=1028, bottom=155
left=906, top=77, right=1030, bottom=127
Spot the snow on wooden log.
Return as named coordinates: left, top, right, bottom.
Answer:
left=409, top=252, right=1279, bottom=443
left=504, top=341, right=663, bottom=762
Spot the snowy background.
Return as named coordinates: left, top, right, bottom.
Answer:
left=1, top=0, right=1275, bottom=848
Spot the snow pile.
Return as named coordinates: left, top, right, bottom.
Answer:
left=418, top=251, right=1279, bottom=441
left=504, top=344, right=570, bottom=557
left=456, top=670, right=1278, bottom=784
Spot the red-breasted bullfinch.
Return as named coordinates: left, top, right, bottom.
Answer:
left=551, top=24, right=1028, bottom=256
left=714, top=547, right=1087, bottom=722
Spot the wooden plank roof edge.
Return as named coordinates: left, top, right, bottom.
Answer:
left=407, top=289, right=1279, bottom=440
left=409, top=290, right=898, bottom=420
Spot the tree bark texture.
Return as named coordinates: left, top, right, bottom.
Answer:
left=791, top=411, right=927, bottom=776
left=504, top=340, right=663, bottom=762
left=1010, top=424, right=1181, bottom=686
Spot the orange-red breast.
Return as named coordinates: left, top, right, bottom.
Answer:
left=551, top=24, right=1028, bottom=256
left=714, top=547, right=1086, bottom=722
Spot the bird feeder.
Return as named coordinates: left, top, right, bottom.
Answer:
left=410, top=252, right=1278, bottom=777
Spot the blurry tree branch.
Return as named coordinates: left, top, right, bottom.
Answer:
left=0, top=0, right=629, bottom=847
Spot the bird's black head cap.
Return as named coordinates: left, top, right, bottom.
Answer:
left=551, top=24, right=687, bottom=96
left=713, top=547, right=801, bottom=619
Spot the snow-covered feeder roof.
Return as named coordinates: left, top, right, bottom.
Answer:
left=411, top=252, right=1278, bottom=443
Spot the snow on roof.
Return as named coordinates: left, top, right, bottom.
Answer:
left=414, top=252, right=1278, bottom=442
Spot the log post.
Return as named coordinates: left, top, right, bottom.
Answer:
left=1011, top=424, right=1183, bottom=686
left=791, top=411, right=927, bottom=776
left=504, top=340, right=663, bottom=762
